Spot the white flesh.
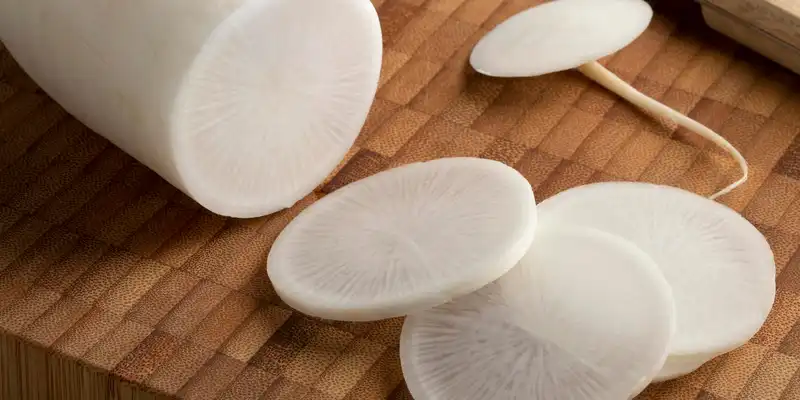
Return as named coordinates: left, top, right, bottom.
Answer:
left=0, top=0, right=382, bottom=218
left=469, top=0, right=746, bottom=199
left=536, top=182, right=776, bottom=364
left=469, top=0, right=653, bottom=78
left=267, top=157, right=537, bottom=322
left=400, top=226, right=675, bottom=400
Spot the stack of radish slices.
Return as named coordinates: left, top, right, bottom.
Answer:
left=267, top=157, right=776, bottom=399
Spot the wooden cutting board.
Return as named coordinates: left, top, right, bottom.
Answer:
left=701, top=0, right=800, bottom=75
left=1, top=0, right=800, bottom=399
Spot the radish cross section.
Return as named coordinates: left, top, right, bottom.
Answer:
left=469, top=0, right=747, bottom=200
left=400, top=227, right=675, bottom=400
left=537, top=182, right=776, bottom=381
left=267, top=157, right=538, bottom=322
left=0, top=0, right=383, bottom=218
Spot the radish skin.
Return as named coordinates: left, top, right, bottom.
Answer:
left=0, top=0, right=382, bottom=218
left=576, top=61, right=747, bottom=200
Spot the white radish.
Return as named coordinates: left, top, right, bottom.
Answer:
left=0, top=0, right=382, bottom=218
left=266, top=157, right=537, bottom=322
left=469, top=0, right=747, bottom=200
left=400, top=226, right=675, bottom=400
left=536, top=182, right=776, bottom=381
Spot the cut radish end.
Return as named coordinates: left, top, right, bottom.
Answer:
left=267, top=157, right=537, bottom=322
left=0, top=0, right=382, bottom=218
left=469, top=0, right=652, bottom=77
left=400, top=226, right=675, bottom=400
left=537, top=182, right=776, bottom=374
left=172, top=0, right=382, bottom=217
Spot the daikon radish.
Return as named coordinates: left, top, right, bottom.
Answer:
left=469, top=0, right=747, bottom=199
left=0, top=0, right=382, bottom=218
left=400, top=226, right=675, bottom=400
left=536, top=182, right=776, bottom=380
left=267, top=157, right=537, bottom=322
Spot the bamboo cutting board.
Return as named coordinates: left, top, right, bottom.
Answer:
left=700, top=0, right=800, bottom=76
left=2, top=0, right=800, bottom=399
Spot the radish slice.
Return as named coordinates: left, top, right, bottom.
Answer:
left=267, top=157, right=537, bottom=322
left=0, top=0, right=382, bottom=218
left=400, top=226, right=675, bottom=400
left=468, top=0, right=747, bottom=200
left=469, top=0, right=652, bottom=78
left=536, top=182, right=776, bottom=378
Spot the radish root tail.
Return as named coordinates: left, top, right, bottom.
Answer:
left=576, top=61, right=748, bottom=200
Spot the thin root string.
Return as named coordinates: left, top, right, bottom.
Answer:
left=576, top=61, right=748, bottom=200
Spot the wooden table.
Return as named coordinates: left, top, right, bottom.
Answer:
left=1, top=0, right=800, bottom=399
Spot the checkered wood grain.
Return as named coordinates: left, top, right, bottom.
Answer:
left=1, top=0, right=799, bottom=399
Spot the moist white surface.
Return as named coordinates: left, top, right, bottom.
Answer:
left=267, top=157, right=538, bottom=322
left=536, top=182, right=776, bottom=357
left=0, top=0, right=382, bottom=218
left=469, top=0, right=653, bottom=77
left=400, top=227, right=675, bottom=400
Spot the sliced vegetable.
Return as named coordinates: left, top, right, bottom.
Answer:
left=401, top=226, right=675, bottom=400
left=469, top=0, right=747, bottom=199
left=267, top=157, right=537, bottom=321
left=0, top=0, right=382, bottom=217
left=536, top=182, right=776, bottom=379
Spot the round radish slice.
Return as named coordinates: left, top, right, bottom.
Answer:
left=469, top=0, right=653, bottom=78
left=0, top=0, right=382, bottom=218
left=467, top=0, right=747, bottom=201
left=400, top=226, right=675, bottom=400
left=267, top=157, right=537, bottom=321
left=536, top=182, right=776, bottom=378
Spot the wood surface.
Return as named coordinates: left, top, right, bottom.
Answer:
left=703, top=0, right=800, bottom=48
left=1, top=0, right=800, bottom=399
left=700, top=0, right=800, bottom=75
